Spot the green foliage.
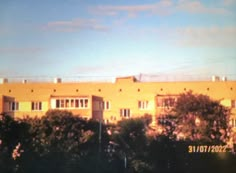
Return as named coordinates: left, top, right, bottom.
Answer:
left=0, top=109, right=235, bottom=173
left=26, top=110, right=111, bottom=173
left=0, top=114, right=31, bottom=147
left=115, top=117, right=149, bottom=158
left=0, top=110, right=111, bottom=173
left=165, top=91, right=231, bottom=143
left=147, top=135, right=236, bottom=173
left=29, top=110, right=93, bottom=155
left=108, top=117, right=151, bottom=173
left=0, top=113, right=31, bottom=172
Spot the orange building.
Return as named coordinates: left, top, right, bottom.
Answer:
left=0, top=76, right=236, bottom=129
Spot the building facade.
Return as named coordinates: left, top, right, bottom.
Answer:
left=0, top=76, right=236, bottom=129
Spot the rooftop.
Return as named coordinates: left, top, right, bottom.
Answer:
left=0, top=74, right=235, bottom=84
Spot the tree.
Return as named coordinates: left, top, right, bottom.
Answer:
left=107, top=117, right=153, bottom=173
left=0, top=113, right=31, bottom=173
left=25, top=110, right=110, bottom=173
left=8, top=110, right=110, bottom=173
left=150, top=91, right=235, bottom=173
left=162, top=91, right=231, bottom=144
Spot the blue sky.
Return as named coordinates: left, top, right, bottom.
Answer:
left=0, top=0, right=236, bottom=80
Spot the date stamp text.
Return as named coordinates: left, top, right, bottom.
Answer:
left=188, top=145, right=228, bottom=153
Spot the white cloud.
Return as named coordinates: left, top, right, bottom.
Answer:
left=90, top=0, right=173, bottom=16
left=90, top=0, right=230, bottom=17
left=136, top=26, right=236, bottom=48
left=176, top=1, right=229, bottom=14
left=43, top=18, right=109, bottom=32
left=173, top=26, right=236, bottom=47
left=0, top=47, right=44, bottom=55
left=222, top=0, right=236, bottom=6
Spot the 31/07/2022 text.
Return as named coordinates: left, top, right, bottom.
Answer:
left=188, top=145, right=227, bottom=153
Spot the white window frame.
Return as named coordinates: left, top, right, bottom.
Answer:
left=230, top=118, right=236, bottom=128
left=157, top=97, right=177, bottom=107
left=8, top=101, right=19, bottom=111
left=31, top=101, right=42, bottom=111
left=54, top=97, right=89, bottom=109
left=120, top=109, right=131, bottom=118
left=138, top=100, right=149, bottom=110
left=103, top=101, right=110, bottom=110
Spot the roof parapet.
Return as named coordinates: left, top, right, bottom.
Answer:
left=115, top=76, right=138, bottom=83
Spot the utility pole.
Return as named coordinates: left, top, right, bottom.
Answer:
left=96, top=114, right=102, bottom=173
left=124, top=152, right=127, bottom=173
left=98, top=117, right=102, bottom=153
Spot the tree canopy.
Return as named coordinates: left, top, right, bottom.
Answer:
left=0, top=99, right=235, bottom=173
left=160, top=91, right=231, bottom=144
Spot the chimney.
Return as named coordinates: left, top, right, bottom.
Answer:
left=22, top=79, right=27, bottom=84
left=54, top=78, right=62, bottom=83
left=0, top=78, right=8, bottom=84
left=212, top=75, right=220, bottom=82
left=222, top=76, right=227, bottom=81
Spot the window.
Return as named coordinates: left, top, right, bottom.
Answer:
left=80, top=99, right=84, bottom=107
left=54, top=98, right=89, bottom=109
left=103, top=101, right=110, bottom=110
left=65, top=99, right=69, bottom=108
left=9, top=102, right=19, bottom=111
left=60, top=99, right=65, bottom=108
left=157, top=97, right=176, bottom=107
left=231, top=100, right=236, bottom=108
left=31, top=101, right=42, bottom=111
left=85, top=99, right=88, bottom=107
left=138, top=100, right=149, bottom=110
left=230, top=119, right=236, bottom=128
left=110, top=115, right=116, bottom=121
left=70, top=99, right=74, bottom=107
left=56, top=99, right=60, bottom=108
left=75, top=99, right=79, bottom=107
left=120, top=109, right=131, bottom=118
left=164, top=98, right=175, bottom=107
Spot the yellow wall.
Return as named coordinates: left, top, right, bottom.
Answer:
left=0, top=77, right=236, bottom=124
left=13, top=101, right=48, bottom=118
left=0, top=96, right=3, bottom=113
left=220, top=99, right=232, bottom=108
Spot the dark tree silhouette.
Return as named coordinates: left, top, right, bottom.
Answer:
left=160, top=91, right=231, bottom=144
